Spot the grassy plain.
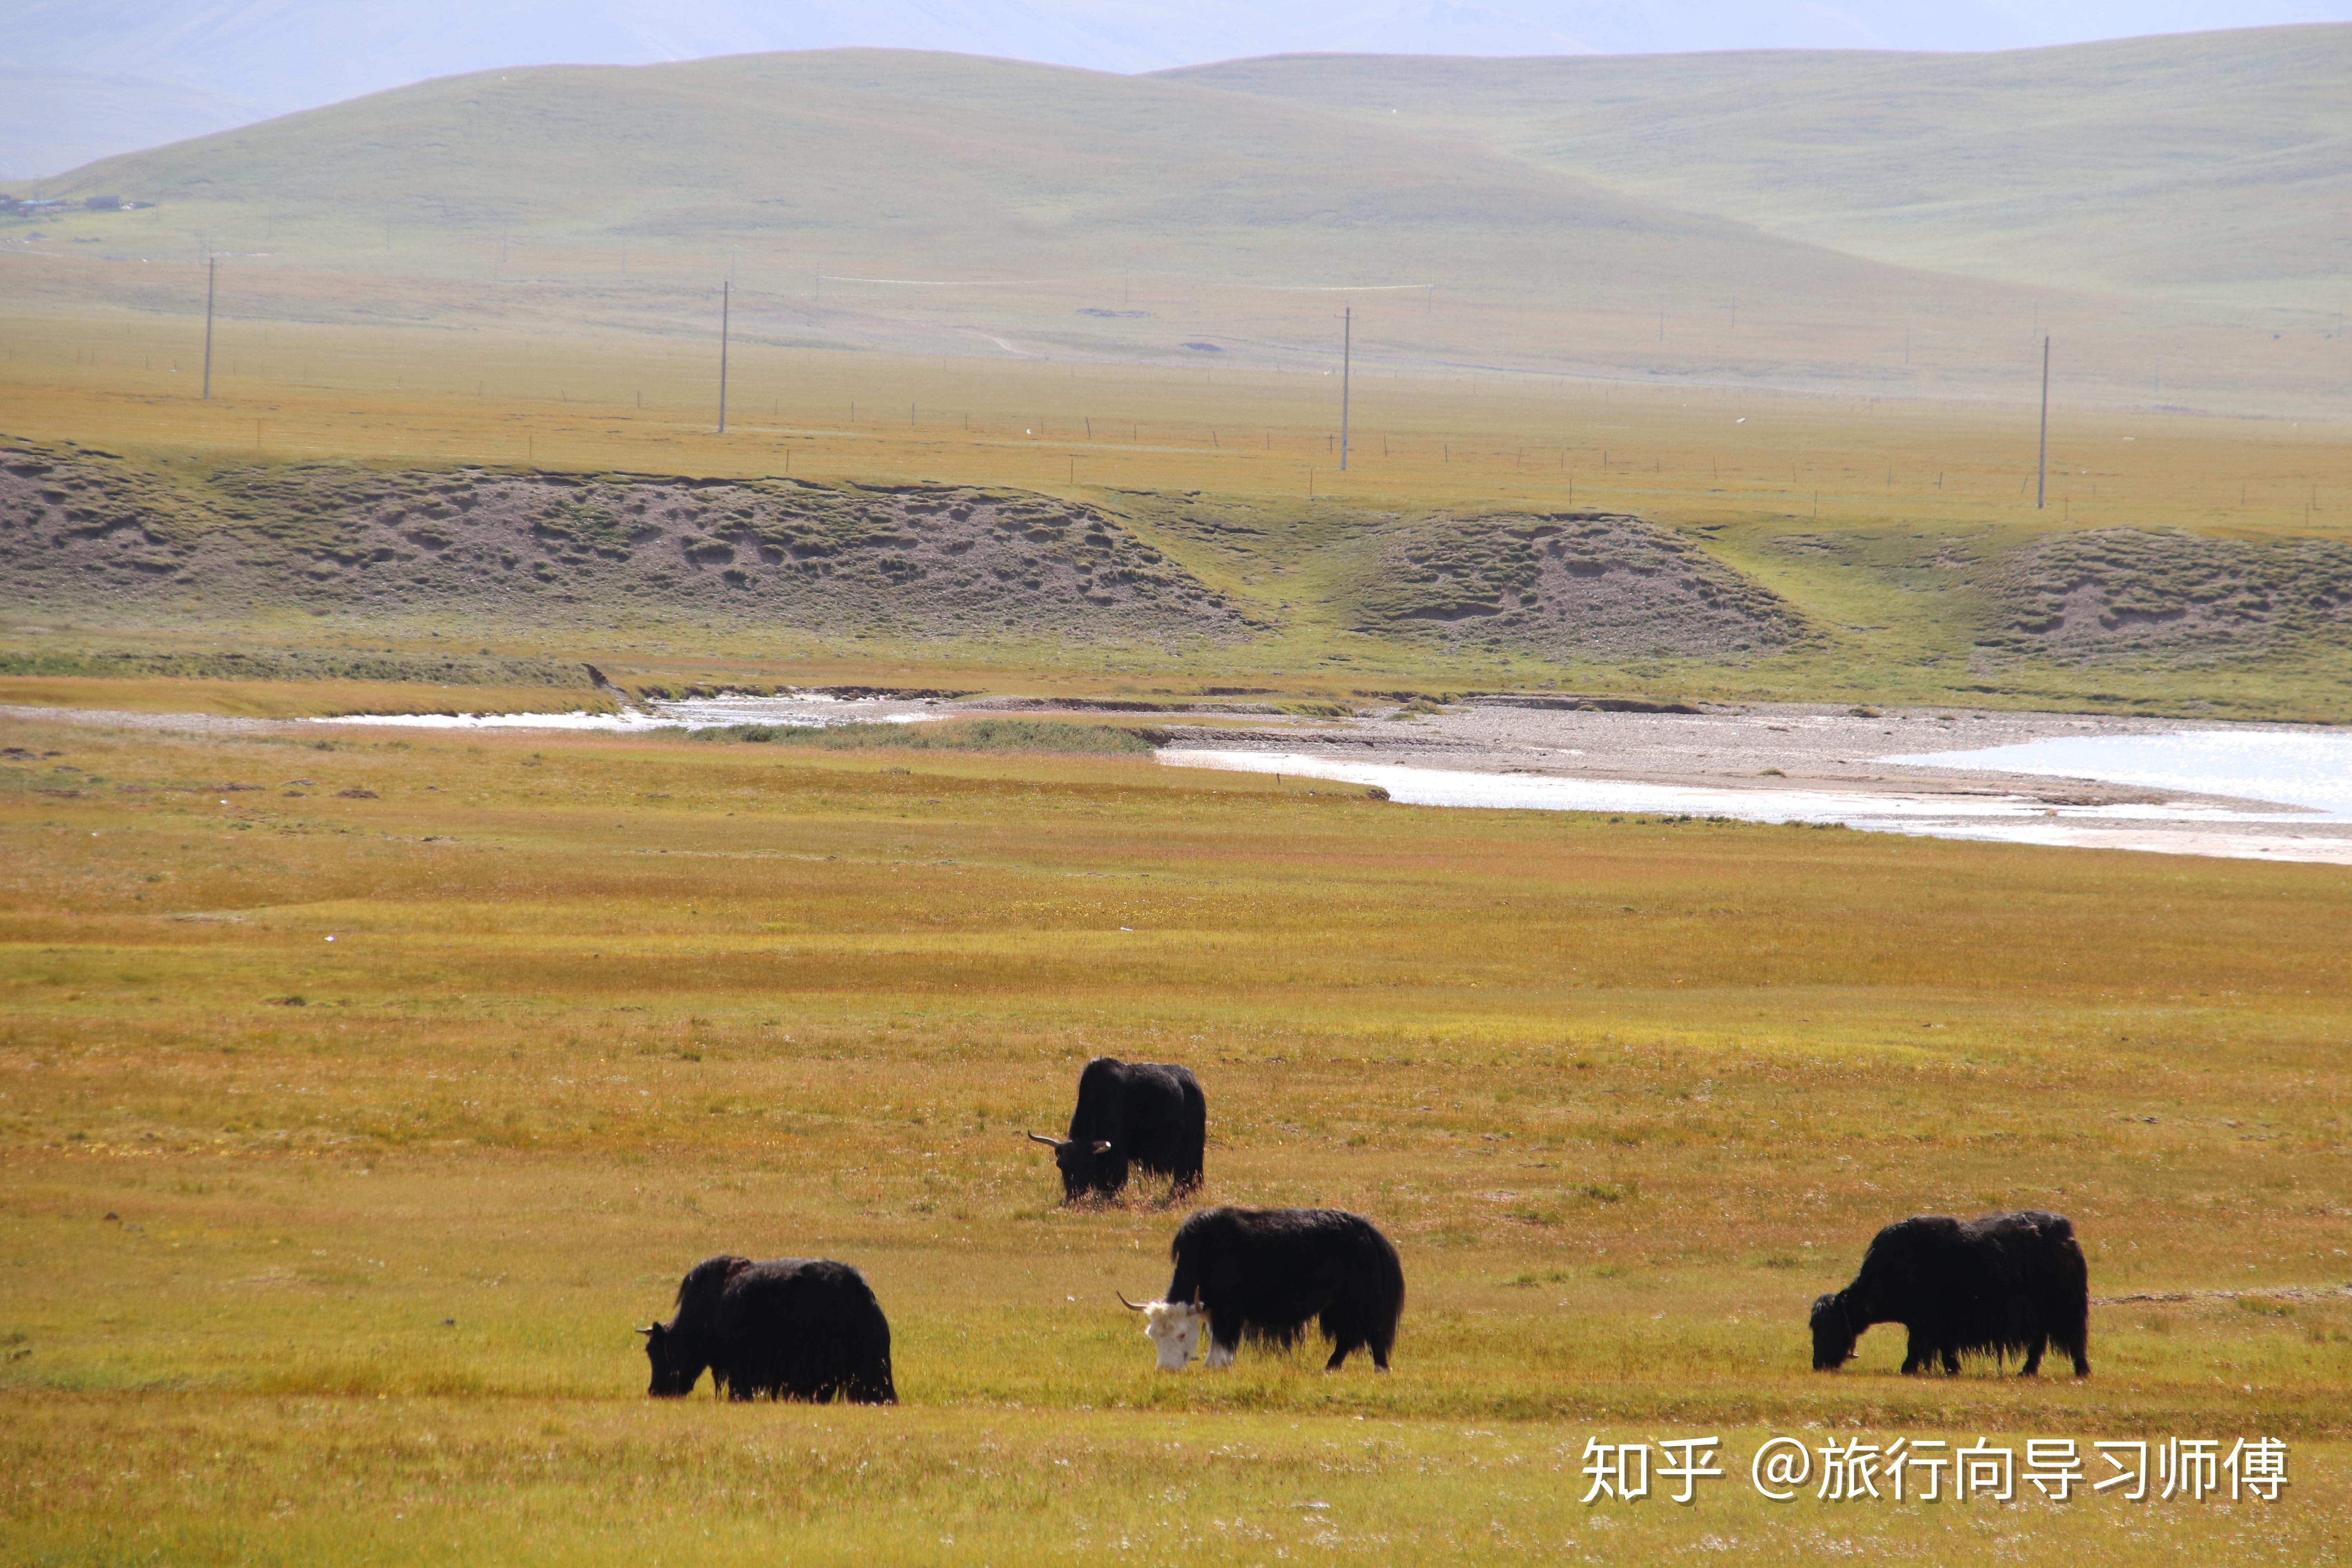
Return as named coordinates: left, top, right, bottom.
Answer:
left=3, top=711, right=2348, bottom=1563
left=0, top=677, right=618, bottom=721
left=10, top=297, right=2350, bottom=519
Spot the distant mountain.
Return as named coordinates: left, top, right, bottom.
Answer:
left=1172, top=25, right=2352, bottom=309
left=29, top=47, right=1930, bottom=311
left=18, top=46, right=2107, bottom=403
left=2, top=2, right=2344, bottom=161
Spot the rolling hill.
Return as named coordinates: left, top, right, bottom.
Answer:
left=1169, top=25, right=2352, bottom=312
left=7, top=38, right=2347, bottom=412
left=9, top=2, right=2334, bottom=136
left=21, top=48, right=1964, bottom=306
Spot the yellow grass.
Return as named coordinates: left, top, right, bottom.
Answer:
left=4, top=710, right=2347, bottom=1562
left=0, top=676, right=618, bottom=720
left=6, top=303, right=2348, bottom=537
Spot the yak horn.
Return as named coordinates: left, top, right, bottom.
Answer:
left=635, top=1324, right=658, bottom=1335
left=1116, top=1291, right=1148, bottom=1311
left=1027, top=1131, right=1066, bottom=1147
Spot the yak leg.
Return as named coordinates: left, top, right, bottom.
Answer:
left=2071, top=1344, right=2091, bottom=1378
left=1204, top=1307, right=1242, bottom=1369
left=1901, top=1326, right=1933, bottom=1375
left=1324, top=1338, right=1358, bottom=1372
left=1940, top=1344, right=1961, bottom=1376
left=2020, top=1334, right=2046, bottom=1377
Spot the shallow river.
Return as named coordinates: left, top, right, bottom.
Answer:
left=308, top=702, right=2352, bottom=863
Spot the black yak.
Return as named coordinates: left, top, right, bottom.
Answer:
left=1121, top=1206, right=1403, bottom=1372
left=1029, top=1057, right=1206, bottom=1202
left=640, top=1255, right=896, bottom=1403
left=1810, top=1210, right=2090, bottom=1377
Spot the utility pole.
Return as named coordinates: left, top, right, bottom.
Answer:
left=1339, top=306, right=1352, bottom=472
left=2036, top=335, right=2050, bottom=510
left=201, top=255, right=216, bottom=400
left=717, top=280, right=730, bottom=434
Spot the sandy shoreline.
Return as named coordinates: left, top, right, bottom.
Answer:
left=1160, top=701, right=2304, bottom=809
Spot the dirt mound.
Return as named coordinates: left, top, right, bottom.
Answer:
left=1983, top=528, right=2352, bottom=662
left=0, top=445, right=1249, bottom=644
left=1341, top=511, right=1802, bottom=659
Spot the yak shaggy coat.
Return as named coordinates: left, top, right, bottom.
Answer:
left=1811, top=1210, right=2090, bottom=1377
left=1033, top=1057, right=1207, bottom=1202
left=642, top=1255, right=897, bottom=1403
left=1166, top=1206, right=1405, bottom=1371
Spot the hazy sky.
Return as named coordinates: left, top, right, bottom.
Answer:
left=12, top=1, right=2352, bottom=115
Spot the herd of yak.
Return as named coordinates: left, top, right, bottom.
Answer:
left=641, top=1058, right=2092, bottom=1404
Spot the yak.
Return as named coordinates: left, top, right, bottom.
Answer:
left=1810, top=1210, right=2090, bottom=1377
left=640, top=1254, right=896, bottom=1403
left=1029, top=1057, right=1206, bottom=1203
left=1122, top=1206, right=1403, bottom=1372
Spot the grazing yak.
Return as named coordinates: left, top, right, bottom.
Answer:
left=641, top=1255, right=896, bottom=1403
left=1810, top=1210, right=2090, bottom=1377
left=1122, top=1206, right=1404, bottom=1372
left=1029, top=1057, right=1206, bottom=1202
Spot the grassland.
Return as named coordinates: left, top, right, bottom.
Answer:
left=3, top=709, right=2348, bottom=1563
left=7, top=38, right=2349, bottom=1561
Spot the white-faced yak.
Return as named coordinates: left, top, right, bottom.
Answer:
left=1810, top=1210, right=2090, bottom=1377
left=1029, top=1057, right=1206, bottom=1202
left=641, top=1255, right=897, bottom=1403
left=1121, top=1206, right=1403, bottom=1372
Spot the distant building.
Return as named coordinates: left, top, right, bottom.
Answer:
left=84, top=195, right=123, bottom=211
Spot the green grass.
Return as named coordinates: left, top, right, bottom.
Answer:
left=4, top=707, right=2348, bottom=1561
left=1174, top=26, right=2352, bottom=312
